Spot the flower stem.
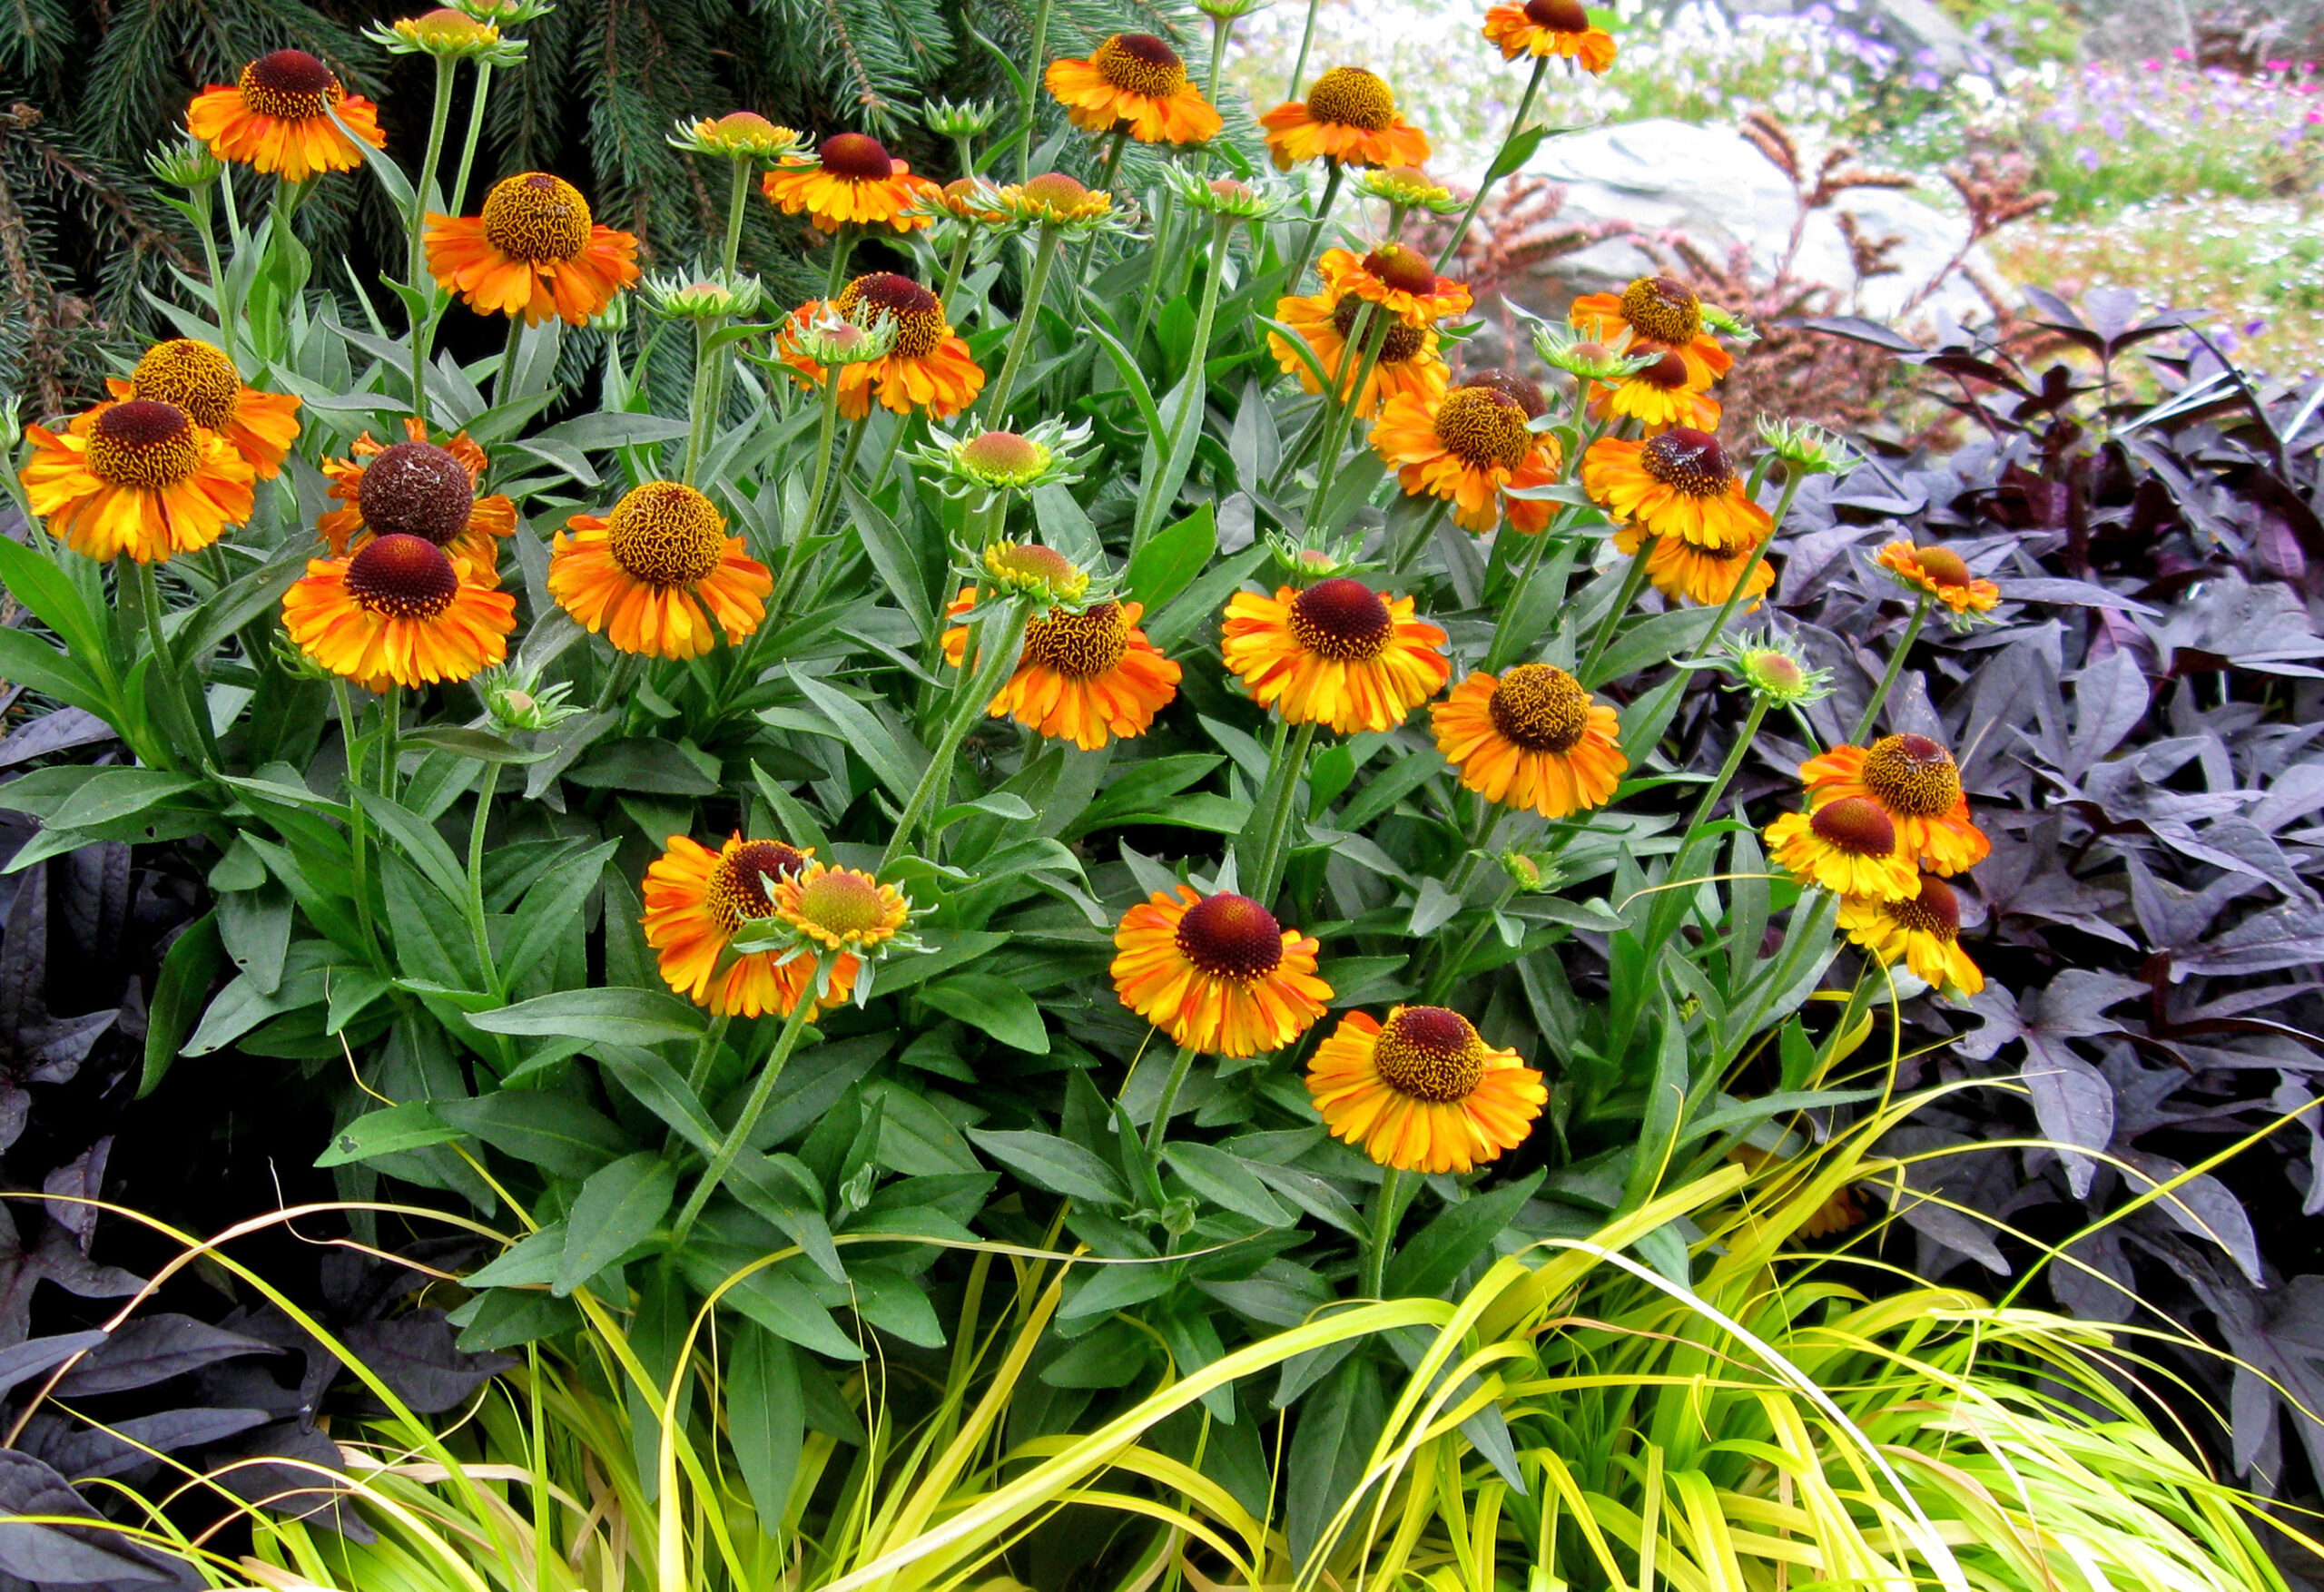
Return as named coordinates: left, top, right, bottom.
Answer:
left=1392, top=496, right=1451, bottom=576
left=668, top=983, right=822, bottom=1244
left=684, top=1011, right=734, bottom=1096
left=1306, top=300, right=1389, bottom=526
left=881, top=598, right=1029, bottom=869
left=1096, top=126, right=1129, bottom=196
left=1249, top=718, right=1318, bottom=907
left=1682, top=693, right=1769, bottom=842
left=1577, top=542, right=1655, bottom=684
left=1017, top=0, right=1055, bottom=179
left=407, top=56, right=458, bottom=427
left=721, top=157, right=753, bottom=274
left=1360, top=1167, right=1404, bottom=1297
left=331, top=677, right=382, bottom=965
left=986, top=224, right=1064, bottom=420
left=448, top=60, right=494, bottom=217
left=378, top=684, right=403, bottom=801
left=682, top=317, right=719, bottom=485
left=1422, top=877, right=1519, bottom=1006
left=1285, top=159, right=1343, bottom=291
left=1131, top=212, right=1234, bottom=557
left=189, top=186, right=234, bottom=368
left=1128, top=183, right=1177, bottom=354
left=1142, top=1042, right=1199, bottom=1157
left=467, top=760, right=502, bottom=999
left=131, top=560, right=213, bottom=770
left=1285, top=0, right=1322, bottom=99
left=939, top=231, right=974, bottom=320
left=1678, top=470, right=1802, bottom=669
left=1852, top=594, right=1932, bottom=743
left=1435, top=57, right=1546, bottom=271
left=1482, top=523, right=1558, bottom=668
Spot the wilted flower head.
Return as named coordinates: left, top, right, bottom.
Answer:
left=920, top=417, right=1092, bottom=497
left=672, top=112, right=803, bottom=160
left=642, top=270, right=763, bottom=321
left=147, top=137, right=222, bottom=192
left=980, top=540, right=1092, bottom=605
left=923, top=97, right=1001, bottom=138
left=1757, top=416, right=1847, bottom=474
left=1719, top=629, right=1832, bottom=707
left=1356, top=164, right=1460, bottom=213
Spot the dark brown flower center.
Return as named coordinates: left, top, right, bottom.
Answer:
left=1524, top=0, right=1590, bottom=27
left=1305, top=66, right=1396, bottom=132
left=838, top=270, right=947, bottom=359
left=1910, top=545, right=1973, bottom=588
left=606, top=481, right=725, bottom=586
left=85, top=400, right=199, bottom=487
left=345, top=533, right=460, bottom=620
left=711, top=840, right=806, bottom=929
left=819, top=133, right=894, bottom=181
left=1373, top=1006, right=1488, bottom=1102
left=1640, top=428, right=1730, bottom=496
left=1329, top=294, right=1423, bottom=362
left=1887, top=872, right=1960, bottom=939
left=1025, top=602, right=1131, bottom=679
left=1362, top=242, right=1438, bottom=297
left=239, top=50, right=341, bottom=121
left=1094, top=33, right=1189, bottom=97
left=481, top=172, right=591, bottom=262
left=130, top=339, right=241, bottom=428
left=1860, top=733, right=1961, bottom=818
left=1288, top=577, right=1393, bottom=661
left=1434, top=386, right=1533, bottom=472
left=1620, top=275, right=1702, bottom=346
left=1488, top=663, right=1591, bottom=753
left=1809, top=796, right=1898, bottom=857
left=1640, top=350, right=1692, bottom=389
left=359, top=441, right=474, bottom=545
left=1464, top=367, right=1547, bottom=418
left=1175, top=892, right=1284, bottom=980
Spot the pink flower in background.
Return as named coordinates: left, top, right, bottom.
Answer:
left=2142, top=57, right=2163, bottom=71
left=2306, top=107, right=2322, bottom=123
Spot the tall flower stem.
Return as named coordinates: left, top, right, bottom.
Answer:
left=1391, top=497, right=1451, bottom=576
left=1577, top=550, right=1654, bottom=684
left=1284, top=159, right=1343, bottom=292
left=823, top=223, right=861, bottom=296
left=1285, top=0, right=1322, bottom=99
left=331, top=678, right=382, bottom=965
left=188, top=186, right=235, bottom=368
left=407, top=56, right=458, bottom=426
left=1096, top=127, right=1129, bottom=195
left=1482, top=521, right=1559, bottom=667
left=939, top=231, right=975, bottom=319
left=1128, top=185, right=1177, bottom=353
left=1248, top=718, right=1318, bottom=907
left=682, top=319, right=720, bottom=485
left=378, top=684, right=404, bottom=801
left=986, top=224, right=1064, bottom=419
left=467, top=762, right=503, bottom=1000
left=1678, top=470, right=1803, bottom=672
left=1852, top=594, right=1933, bottom=743
left=1131, top=211, right=1234, bottom=558
left=881, top=599, right=1029, bottom=869
left=1435, top=57, right=1547, bottom=272
left=669, top=980, right=825, bottom=1244
left=720, top=157, right=753, bottom=274
left=1681, top=694, right=1769, bottom=842
left=1306, top=302, right=1388, bottom=527
left=448, top=60, right=494, bottom=216
left=123, top=561, right=202, bottom=771
left=1360, top=1167, right=1405, bottom=1297
left=1142, top=1043, right=1199, bottom=1157
left=684, top=1012, right=734, bottom=1096
left=1206, top=14, right=1236, bottom=106
left=1422, top=877, right=1520, bottom=1005
left=1017, top=0, right=1055, bottom=181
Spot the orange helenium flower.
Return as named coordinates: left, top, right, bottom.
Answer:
left=281, top=533, right=516, bottom=691
left=425, top=172, right=641, bottom=325
left=1318, top=244, right=1472, bottom=327
left=1372, top=383, right=1561, bottom=534
left=1482, top=0, right=1618, bottom=71
left=1306, top=1007, right=1545, bottom=1174
left=762, top=133, right=939, bottom=233
left=1839, top=871, right=1984, bottom=997
left=1260, top=66, right=1432, bottom=170
left=1046, top=34, right=1224, bottom=144
left=1581, top=429, right=1769, bottom=550
left=1800, top=734, right=1990, bottom=876
left=1766, top=797, right=1918, bottom=900
left=317, top=421, right=517, bottom=580
left=1110, top=888, right=1332, bottom=1056
left=778, top=273, right=984, bottom=419
left=1221, top=578, right=1451, bottom=732
left=1876, top=540, right=2002, bottom=618
left=184, top=49, right=386, bottom=182
left=1268, top=287, right=1449, bottom=418
left=941, top=589, right=1181, bottom=750
left=1591, top=348, right=1720, bottom=435
left=550, top=482, right=773, bottom=659
left=107, top=339, right=300, bottom=479
left=1571, top=275, right=1733, bottom=388
left=18, top=399, right=254, bottom=564
left=1430, top=663, right=1626, bottom=819
left=642, top=835, right=854, bottom=1018
left=1611, top=521, right=1775, bottom=612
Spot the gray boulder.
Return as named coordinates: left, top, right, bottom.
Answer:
left=1508, top=118, right=1998, bottom=331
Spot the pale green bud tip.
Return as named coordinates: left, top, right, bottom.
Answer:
left=982, top=541, right=1089, bottom=602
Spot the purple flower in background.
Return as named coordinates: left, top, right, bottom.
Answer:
left=1805, top=1, right=1833, bottom=20
left=2247, top=319, right=2270, bottom=338
left=2075, top=146, right=2102, bottom=172
left=2101, top=111, right=2124, bottom=140
left=1911, top=69, right=1942, bottom=92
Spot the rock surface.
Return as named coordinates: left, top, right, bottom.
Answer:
left=1509, top=118, right=1998, bottom=330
